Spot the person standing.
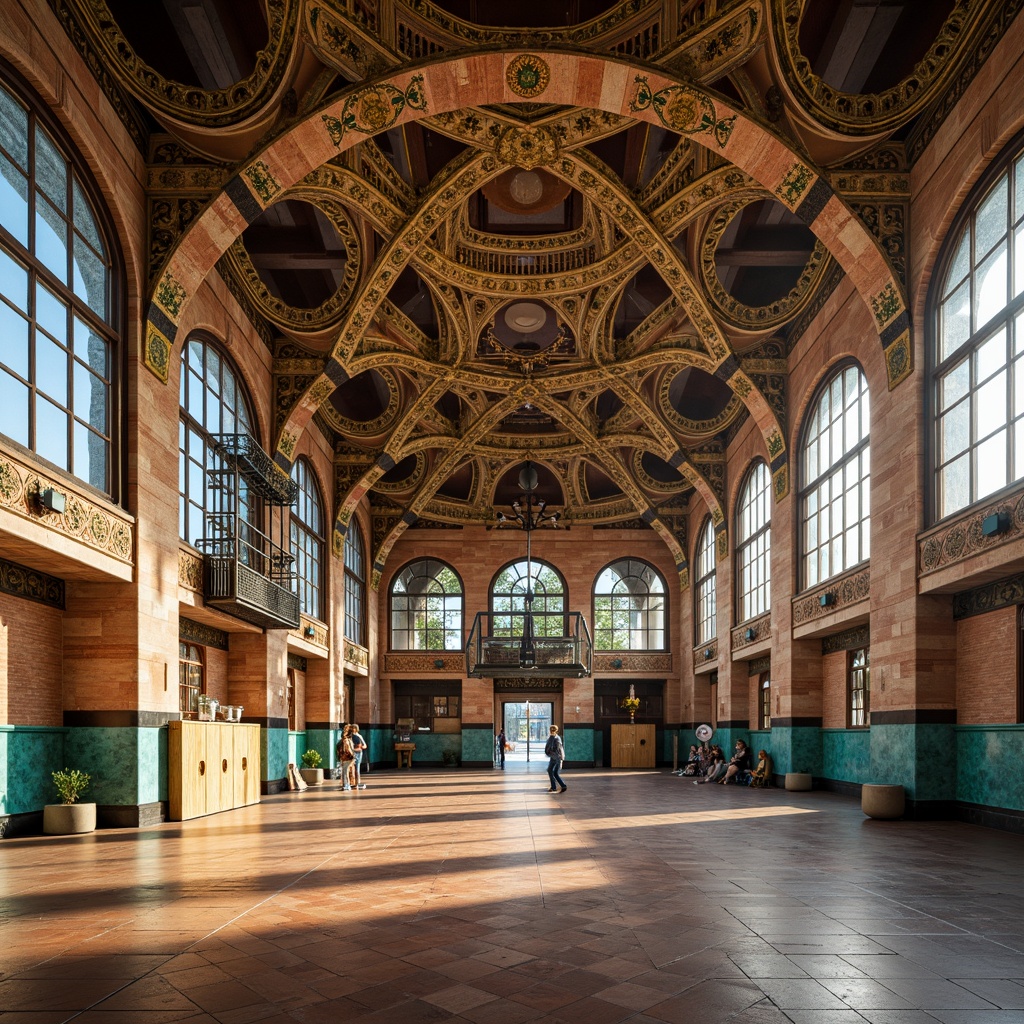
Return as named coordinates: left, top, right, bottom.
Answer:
left=496, top=728, right=506, bottom=769
left=544, top=725, right=566, bottom=793
left=350, top=724, right=367, bottom=789
left=336, top=725, right=356, bottom=792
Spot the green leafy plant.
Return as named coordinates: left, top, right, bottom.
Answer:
left=300, top=749, right=322, bottom=769
left=52, top=768, right=90, bottom=805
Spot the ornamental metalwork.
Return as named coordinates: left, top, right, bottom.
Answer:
left=179, top=617, right=229, bottom=651
left=821, top=624, right=870, bottom=655
left=505, top=55, right=551, bottom=99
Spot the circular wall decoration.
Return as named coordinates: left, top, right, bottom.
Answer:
left=695, top=723, right=714, bottom=742
left=506, top=54, right=551, bottom=98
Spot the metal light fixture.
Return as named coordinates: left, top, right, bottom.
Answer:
left=744, top=627, right=756, bottom=642
left=303, top=624, right=316, bottom=638
left=38, top=487, right=66, bottom=514
left=494, top=461, right=561, bottom=669
left=819, top=592, right=835, bottom=608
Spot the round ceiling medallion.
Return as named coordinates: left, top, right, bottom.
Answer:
left=504, top=302, right=547, bottom=334
left=509, top=171, right=544, bottom=205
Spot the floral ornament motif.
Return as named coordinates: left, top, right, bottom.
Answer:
left=630, top=77, right=736, bottom=147
left=774, top=162, right=814, bottom=207
left=495, top=126, right=559, bottom=170
left=871, top=280, right=903, bottom=329
left=243, top=160, right=281, bottom=204
left=145, top=327, right=171, bottom=382
left=155, top=271, right=187, bottom=319
left=0, top=459, right=22, bottom=503
left=506, top=54, right=550, bottom=99
left=322, top=75, right=427, bottom=145
left=885, top=330, right=913, bottom=389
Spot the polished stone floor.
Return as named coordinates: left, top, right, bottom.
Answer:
left=2, top=765, right=1024, bottom=1024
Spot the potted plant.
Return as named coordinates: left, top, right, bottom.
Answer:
left=299, top=749, right=324, bottom=786
left=43, top=768, right=96, bottom=835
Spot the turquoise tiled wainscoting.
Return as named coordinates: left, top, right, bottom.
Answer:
left=563, top=724, right=595, bottom=767
left=822, top=728, right=871, bottom=785
left=955, top=724, right=1024, bottom=826
left=1, top=725, right=67, bottom=815
left=461, top=725, right=495, bottom=767
left=262, top=724, right=289, bottom=792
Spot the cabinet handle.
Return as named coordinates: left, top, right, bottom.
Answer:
left=222, top=759, right=228, bottom=773
left=241, top=757, right=248, bottom=771
left=198, top=760, right=206, bottom=776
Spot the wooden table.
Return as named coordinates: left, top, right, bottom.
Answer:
left=395, top=743, right=415, bottom=768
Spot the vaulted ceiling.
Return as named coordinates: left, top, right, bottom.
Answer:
left=60, top=0, right=1014, bottom=561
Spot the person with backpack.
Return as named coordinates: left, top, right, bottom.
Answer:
left=350, top=724, right=368, bottom=789
left=544, top=725, right=566, bottom=794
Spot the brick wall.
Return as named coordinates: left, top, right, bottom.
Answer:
left=957, top=608, right=1018, bottom=724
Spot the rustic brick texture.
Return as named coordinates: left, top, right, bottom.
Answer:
left=0, top=596, right=63, bottom=726
left=957, top=607, right=1018, bottom=724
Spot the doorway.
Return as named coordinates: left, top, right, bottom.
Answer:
left=502, top=701, right=553, bottom=763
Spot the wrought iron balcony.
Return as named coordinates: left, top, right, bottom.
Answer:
left=466, top=610, right=592, bottom=678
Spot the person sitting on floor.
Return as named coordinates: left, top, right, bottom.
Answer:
left=719, top=739, right=752, bottom=784
left=740, top=750, right=772, bottom=787
left=693, top=745, right=726, bottom=784
left=676, top=745, right=702, bottom=775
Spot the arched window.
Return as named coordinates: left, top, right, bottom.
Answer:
left=0, top=73, right=120, bottom=496
left=736, top=461, right=772, bottom=621
left=800, top=363, right=870, bottom=588
left=593, top=558, right=666, bottom=650
left=933, top=137, right=1024, bottom=519
left=491, top=559, right=565, bottom=638
left=344, top=524, right=366, bottom=646
left=694, top=517, right=716, bottom=645
left=390, top=558, right=463, bottom=650
left=178, top=334, right=255, bottom=546
left=290, top=458, right=325, bottom=620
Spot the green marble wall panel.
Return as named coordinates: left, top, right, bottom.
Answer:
left=822, top=729, right=871, bottom=784
left=401, top=732, right=460, bottom=764
left=1, top=726, right=66, bottom=814
left=305, top=729, right=335, bottom=769
left=461, top=726, right=494, bottom=764
left=956, top=725, right=1024, bottom=811
left=263, top=726, right=289, bottom=783
left=870, top=723, right=956, bottom=801
left=365, top=726, right=388, bottom=766
left=288, top=731, right=301, bottom=768
left=765, top=726, right=822, bottom=775
left=64, top=726, right=169, bottom=806
left=564, top=727, right=594, bottom=764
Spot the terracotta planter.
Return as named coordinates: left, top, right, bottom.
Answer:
left=299, top=768, right=324, bottom=786
left=43, top=803, right=97, bottom=835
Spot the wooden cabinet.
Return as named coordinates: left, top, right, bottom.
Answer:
left=610, top=723, right=656, bottom=768
left=169, top=721, right=261, bottom=820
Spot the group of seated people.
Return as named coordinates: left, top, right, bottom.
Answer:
left=673, top=739, right=771, bottom=787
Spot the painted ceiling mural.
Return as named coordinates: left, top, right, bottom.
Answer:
left=51, top=0, right=1021, bottom=581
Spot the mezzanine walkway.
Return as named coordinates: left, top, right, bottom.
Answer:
left=2, top=765, right=1023, bottom=1023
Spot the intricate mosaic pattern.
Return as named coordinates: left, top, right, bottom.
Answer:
left=0, top=556, right=65, bottom=609
left=731, top=613, right=770, bottom=651
left=506, top=55, right=550, bottom=98
left=920, top=488, right=1024, bottom=578
left=383, top=652, right=459, bottom=673
left=592, top=653, right=672, bottom=672
left=177, top=548, right=203, bottom=591
left=630, top=78, right=736, bottom=147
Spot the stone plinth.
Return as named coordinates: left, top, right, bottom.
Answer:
left=861, top=784, right=905, bottom=819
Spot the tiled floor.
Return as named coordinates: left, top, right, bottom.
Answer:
left=2, top=765, right=1024, bottom=1023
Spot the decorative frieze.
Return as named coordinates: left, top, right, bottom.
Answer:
left=288, top=653, right=308, bottom=672
left=294, top=617, right=329, bottom=649
left=178, top=548, right=203, bottom=592
left=0, top=451, right=133, bottom=568
left=179, top=617, right=228, bottom=651
left=792, top=567, right=870, bottom=625
left=592, top=653, right=672, bottom=672
left=383, top=651, right=457, bottom=673
left=919, top=492, right=1024, bottom=577
left=821, top=624, right=870, bottom=655
left=731, top=612, right=771, bottom=652
left=748, top=655, right=770, bottom=676
left=0, top=556, right=64, bottom=609
left=494, top=678, right=564, bottom=692
left=953, top=572, right=1024, bottom=620
left=345, top=642, right=369, bottom=672
left=693, top=639, right=718, bottom=664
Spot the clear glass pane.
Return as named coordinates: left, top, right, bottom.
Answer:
left=944, top=228, right=970, bottom=297
left=940, top=359, right=969, bottom=410
left=975, top=328, right=1007, bottom=382
left=72, top=234, right=106, bottom=320
left=72, top=179, right=104, bottom=255
left=977, top=371, right=1007, bottom=438
left=0, top=153, right=28, bottom=246
left=941, top=402, right=969, bottom=462
left=35, top=199, right=67, bottom=281
left=1016, top=419, right=1024, bottom=481
left=976, top=176, right=1008, bottom=258
left=0, top=368, right=28, bottom=445
left=0, top=300, right=28, bottom=378
left=0, top=86, right=28, bottom=169
left=35, top=395, right=68, bottom=469
left=34, top=126, right=67, bottom=212
left=74, top=420, right=108, bottom=491
left=35, top=331, right=68, bottom=404
left=941, top=453, right=969, bottom=517
left=1016, top=153, right=1024, bottom=222
left=74, top=317, right=109, bottom=377
left=35, top=282, right=66, bottom=343
left=1016, top=228, right=1024, bottom=299
left=74, top=361, right=107, bottom=431
left=977, top=430, right=1007, bottom=498
left=940, top=280, right=971, bottom=360
left=1016, top=357, right=1024, bottom=417
left=974, top=245, right=1008, bottom=327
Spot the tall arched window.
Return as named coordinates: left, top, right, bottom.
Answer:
left=290, top=458, right=325, bottom=620
left=695, top=517, right=716, bottom=645
left=933, top=136, right=1024, bottom=519
left=178, top=334, right=255, bottom=546
left=800, top=363, right=870, bottom=588
left=736, top=461, right=772, bottom=621
left=0, top=73, right=120, bottom=496
left=491, top=559, right=565, bottom=638
left=593, top=558, right=666, bottom=650
left=344, top=524, right=366, bottom=646
left=390, top=558, right=463, bottom=650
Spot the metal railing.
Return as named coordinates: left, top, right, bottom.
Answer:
left=466, top=610, right=592, bottom=678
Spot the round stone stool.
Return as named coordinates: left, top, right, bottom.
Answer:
left=784, top=772, right=812, bottom=791
left=861, top=783, right=905, bottom=819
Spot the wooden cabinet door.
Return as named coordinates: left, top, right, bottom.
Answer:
left=169, top=721, right=208, bottom=820
left=241, top=725, right=261, bottom=806
left=610, top=724, right=656, bottom=768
